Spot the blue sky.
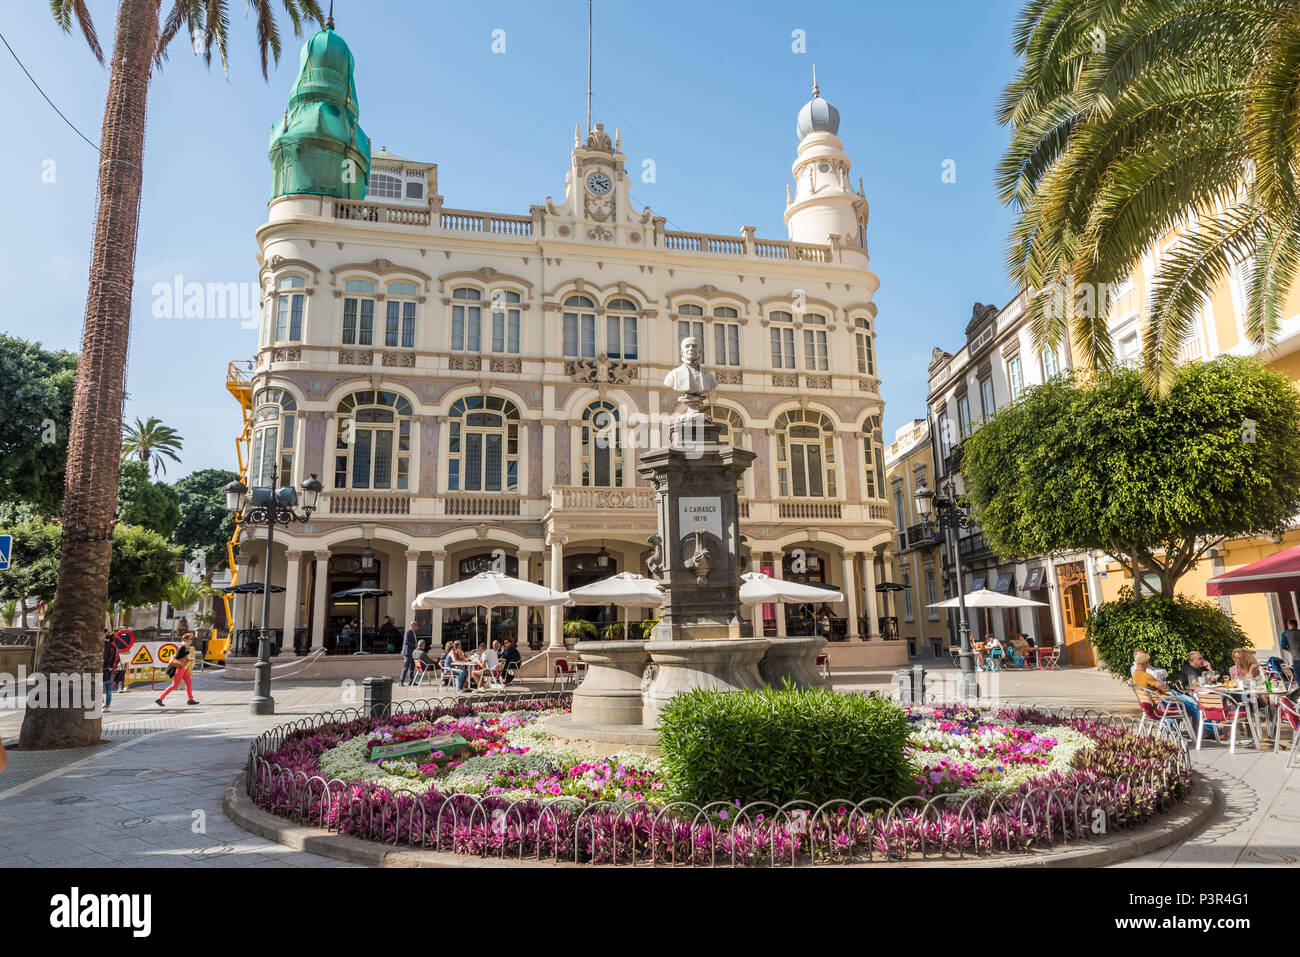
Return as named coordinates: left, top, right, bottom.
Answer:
left=0, top=0, right=1021, bottom=477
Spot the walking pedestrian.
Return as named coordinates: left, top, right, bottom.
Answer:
left=102, top=632, right=120, bottom=712
left=156, top=635, right=199, bottom=706
left=399, top=619, right=419, bottom=685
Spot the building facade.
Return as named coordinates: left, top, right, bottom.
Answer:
left=924, top=223, right=1300, bottom=663
left=882, top=418, right=946, bottom=657
left=229, top=24, right=901, bottom=659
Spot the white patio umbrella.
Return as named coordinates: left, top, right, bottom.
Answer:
left=411, top=572, right=569, bottom=650
left=565, top=572, right=663, bottom=639
left=739, top=572, right=844, bottom=605
left=928, top=588, right=1047, bottom=609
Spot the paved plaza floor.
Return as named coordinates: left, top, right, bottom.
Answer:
left=0, top=662, right=1294, bottom=868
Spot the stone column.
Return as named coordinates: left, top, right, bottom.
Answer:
left=771, top=550, right=785, bottom=636
left=862, top=552, right=879, bottom=640
left=430, top=551, right=447, bottom=645
left=311, top=552, right=329, bottom=651
left=842, top=551, right=860, bottom=640
left=404, top=549, right=422, bottom=628
left=547, top=532, right=567, bottom=648
left=279, top=550, right=303, bottom=655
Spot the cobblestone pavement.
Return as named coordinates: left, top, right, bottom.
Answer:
left=0, top=664, right=1293, bottom=868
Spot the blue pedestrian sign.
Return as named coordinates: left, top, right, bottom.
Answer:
left=0, top=535, right=10, bottom=571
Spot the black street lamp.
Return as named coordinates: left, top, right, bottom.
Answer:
left=914, top=478, right=979, bottom=700
left=225, top=466, right=322, bottom=715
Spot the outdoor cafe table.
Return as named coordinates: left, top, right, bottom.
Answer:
left=1194, top=681, right=1297, bottom=742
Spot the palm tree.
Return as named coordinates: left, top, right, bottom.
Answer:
left=21, top=0, right=323, bottom=751
left=121, top=416, right=184, bottom=476
left=165, top=574, right=212, bottom=619
left=998, top=0, right=1300, bottom=392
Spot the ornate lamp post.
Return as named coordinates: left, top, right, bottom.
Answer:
left=225, top=467, right=322, bottom=715
left=914, top=478, right=979, bottom=700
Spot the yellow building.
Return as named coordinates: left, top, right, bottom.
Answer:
left=882, top=418, right=948, bottom=657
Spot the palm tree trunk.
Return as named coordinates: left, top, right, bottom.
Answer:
left=19, top=0, right=158, bottom=749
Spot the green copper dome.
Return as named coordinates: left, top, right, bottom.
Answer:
left=268, top=24, right=371, bottom=200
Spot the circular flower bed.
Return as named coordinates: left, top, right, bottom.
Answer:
left=250, top=696, right=1190, bottom=865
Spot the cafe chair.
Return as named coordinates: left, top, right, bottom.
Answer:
left=1193, top=691, right=1257, bottom=753
left=1274, top=696, right=1300, bottom=768
left=552, top=658, right=583, bottom=690
left=1133, top=685, right=1192, bottom=739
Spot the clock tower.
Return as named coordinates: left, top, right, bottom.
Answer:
left=559, top=122, right=628, bottom=235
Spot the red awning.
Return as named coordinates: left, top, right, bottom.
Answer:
left=1205, top=545, right=1300, bottom=596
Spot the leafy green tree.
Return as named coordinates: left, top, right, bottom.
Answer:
left=998, top=0, right=1300, bottom=390
left=107, top=524, right=183, bottom=611
left=120, top=416, right=184, bottom=477
left=0, top=519, right=62, bottom=608
left=116, top=460, right=181, bottom=537
left=171, top=469, right=238, bottom=582
left=0, top=334, right=76, bottom=515
left=1086, top=588, right=1245, bottom=679
left=962, top=356, right=1300, bottom=599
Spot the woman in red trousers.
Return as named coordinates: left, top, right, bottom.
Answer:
left=156, top=636, right=199, bottom=706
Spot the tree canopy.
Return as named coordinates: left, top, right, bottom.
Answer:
left=0, top=519, right=62, bottom=606
left=171, top=469, right=238, bottom=580
left=998, top=0, right=1300, bottom=390
left=107, top=524, right=183, bottom=610
left=0, top=334, right=76, bottom=516
left=116, top=459, right=181, bottom=537
left=961, top=356, right=1300, bottom=598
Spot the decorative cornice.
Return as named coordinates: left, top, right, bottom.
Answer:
left=329, top=259, right=434, bottom=290
left=437, top=266, right=535, bottom=292
left=666, top=284, right=753, bottom=307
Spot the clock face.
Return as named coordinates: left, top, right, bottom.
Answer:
left=586, top=171, right=612, bottom=195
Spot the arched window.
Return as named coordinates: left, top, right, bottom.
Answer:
left=334, top=390, right=413, bottom=491
left=854, top=317, right=875, bottom=375
left=342, top=279, right=376, bottom=345
left=274, top=276, right=306, bottom=343
left=250, top=388, right=297, bottom=487
left=803, top=313, right=829, bottom=370
left=703, top=405, right=745, bottom=446
left=447, top=395, right=520, bottom=493
left=489, top=289, right=522, bottom=354
left=774, top=409, right=837, bottom=498
left=580, top=400, right=624, bottom=487
left=862, top=415, right=885, bottom=499
left=385, top=281, right=418, bottom=348
left=713, top=306, right=741, bottom=366
left=563, top=295, right=596, bottom=358
left=678, top=303, right=705, bottom=361
left=606, top=298, right=638, bottom=360
left=451, top=288, right=482, bottom=352
left=769, top=309, right=795, bottom=369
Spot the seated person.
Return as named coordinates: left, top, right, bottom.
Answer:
left=500, top=637, right=522, bottom=683
left=378, top=616, right=401, bottom=653
left=1009, top=634, right=1031, bottom=656
left=412, top=639, right=433, bottom=668
left=1228, top=648, right=1262, bottom=682
left=1178, top=651, right=1215, bottom=688
left=444, top=642, right=470, bottom=691
left=1130, top=648, right=1168, bottom=684
left=337, top=620, right=357, bottom=653
left=1131, top=652, right=1168, bottom=693
left=1020, top=631, right=1038, bottom=649
left=474, top=643, right=500, bottom=684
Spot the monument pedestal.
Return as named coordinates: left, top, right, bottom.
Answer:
left=642, top=638, right=770, bottom=726
left=759, top=635, right=829, bottom=690
left=567, top=640, right=650, bottom=726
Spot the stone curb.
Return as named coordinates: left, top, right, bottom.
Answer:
left=223, top=771, right=1218, bottom=869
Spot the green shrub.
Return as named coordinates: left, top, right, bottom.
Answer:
left=656, top=687, right=915, bottom=805
left=1085, top=587, right=1245, bottom=679
left=562, top=620, right=598, bottom=642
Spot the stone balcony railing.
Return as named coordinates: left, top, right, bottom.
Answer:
left=320, top=196, right=838, bottom=264
left=322, top=492, right=412, bottom=516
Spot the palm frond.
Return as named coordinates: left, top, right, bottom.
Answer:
left=49, top=0, right=102, bottom=62
left=1245, top=211, right=1300, bottom=345
left=1245, top=13, right=1300, bottom=212
left=1143, top=203, right=1264, bottom=390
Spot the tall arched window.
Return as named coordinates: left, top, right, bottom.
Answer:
left=769, top=309, right=796, bottom=369
left=447, top=395, right=520, bottom=493
left=563, top=295, right=596, bottom=358
left=606, top=298, right=639, bottom=360
left=342, top=279, right=376, bottom=345
left=451, top=287, right=482, bottom=352
left=862, top=415, right=885, bottom=499
left=854, top=317, right=875, bottom=375
left=334, top=391, right=413, bottom=491
left=713, top=306, right=741, bottom=366
left=489, top=289, right=522, bottom=354
left=774, top=409, right=837, bottom=498
left=250, top=388, right=297, bottom=487
left=678, top=303, right=705, bottom=361
left=274, top=276, right=306, bottom=343
left=385, top=281, right=418, bottom=348
left=580, top=400, right=624, bottom=487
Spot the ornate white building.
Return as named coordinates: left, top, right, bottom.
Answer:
left=232, top=23, right=901, bottom=666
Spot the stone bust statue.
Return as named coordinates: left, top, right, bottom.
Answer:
left=664, top=336, right=717, bottom=410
